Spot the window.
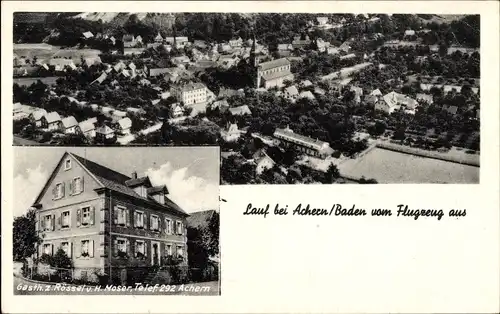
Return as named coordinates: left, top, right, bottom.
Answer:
left=81, top=240, right=90, bottom=257
left=54, top=183, right=65, bottom=200
left=117, top=239, right=127, bottom=253
left=176, top=245, right=183, bottom=257
left=61, top=242, right=70, bottom=256
left=176, top=221, right=183, bottom=235
left=165, top=219, right=172, bottom=234
left=61, top=211, right=70, bottom=228
left=135, top=240, right=145, bottom=258
left=81, top=207, right=91, bottom=225
left=116, top=206, right=127, bottom=225
left=44, top=215, right=53, bottom=231
left=64, top=159, right=71, bottom=170
left=151, top=215, right=159, bottom=231
left=43, top=243, right=52, bottom=255
left=166, top=244, right=172, bottom=256
left=135, top=211, right=144, bottom=228
left=71, top=177, right=83, bottom=195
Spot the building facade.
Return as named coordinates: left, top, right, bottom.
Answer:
left=172, top=82, right=207, bottom=106
left=32, top=152, right=189, bottom=282
left=256, top=58, right=294, bottom=89
left=273, top=127, right=333, bottom=158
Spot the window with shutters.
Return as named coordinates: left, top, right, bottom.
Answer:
left=72, top=177, right=83, bottom=195
left=135, top=240, right=145, bottom=258
left=166, top=244, right=172, bottom=256
left=43, top=243, right=52, bottom=255
left=54, top=183, right=64, bottom=200
left=44, top=214, right=53, bottom=231
left=64, top=159, right=71, bottom=170
left=81, top=240, right=90, bottom=257
left=176, top=221, right=183, bottom=235
left=116, top=206, right=127, bottom=225
left=176, top=245, right=183, bottom=258
left=61, top=211, right=70, bottom=228
left=165, top=218, right=172, bottom=234
left=61, top=242, right=70, bottom=256
left=135, top=211, right=144, bottom=228
left=117, top=239, right=127, bottom=253
left=151, top=214, right=159, bottom=231
left=81, top=207, right=91, bottom=225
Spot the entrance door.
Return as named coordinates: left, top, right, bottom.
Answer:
left=152, top=243, right=159, bottom=266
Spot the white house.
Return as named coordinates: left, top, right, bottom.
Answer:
left=79, top=119, right=97, bottom=138
left=61, top=116, right=80, bottom=134
left=43, top=112, right=62, bottom=131
left=284, top=85, right=299, bottom=101
left=171, top=103, right=184, bottom=118
left=117, top=117, right=132, bottom=135
left=30, top=109, right=48, bottom=127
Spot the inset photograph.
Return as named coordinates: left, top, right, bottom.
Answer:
left=13, top=146, right=220, bottom=295
left=12, top=12, right=479, bottom=184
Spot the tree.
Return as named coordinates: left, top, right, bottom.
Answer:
left=13, top=209, right=41, bottom=261
left=52, top=248, right=73, bottom=269
left=325, top=164, right=340, bottom=183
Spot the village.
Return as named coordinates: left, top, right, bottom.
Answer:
left=13, top=13, right=480, bottom=184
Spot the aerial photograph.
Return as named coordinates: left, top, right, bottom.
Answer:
left=12, top=12, right=480, bottom=184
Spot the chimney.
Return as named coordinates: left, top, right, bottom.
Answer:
left=131, top=171, right=137, bottom=179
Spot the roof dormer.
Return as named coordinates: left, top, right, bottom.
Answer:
left=147, top=185, right=169, bottom=205
left=125, top=172, right=153, bottom=198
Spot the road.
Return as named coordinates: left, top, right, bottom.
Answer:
left=13, top=275, right=219, bottom=295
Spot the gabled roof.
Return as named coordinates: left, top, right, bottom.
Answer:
left=79, top=119, right=96, bottom=133
left=229, top=105, right=252, bottom=116
left=82, top=31, right=94, bottom=38
left=125, top=176, right=152, bottom=188
left=147, top=184, right=169, bottom=195
left=299, top=91, right=315, bottom=100
left=285, top=85, right=299, bottom=96
left=96, top=125, right=114, bottom=135
left=31, top=109, right=47, bottom=121
left=258, top=58, right=291, bottom=71
left=370, top=88, right=382, bottom=96
left=61, top=116, right=78, bottom=128
left=118, top=117, right=132, bottom=130
left=44, top=111, right=61, bottom=123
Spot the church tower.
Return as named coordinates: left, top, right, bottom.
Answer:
left=251, top=33, right=261, bottom=88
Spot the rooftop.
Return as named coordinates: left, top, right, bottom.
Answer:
left=258, top=58, right=291, bottom=71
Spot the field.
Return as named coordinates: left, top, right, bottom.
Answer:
left=14, top=44, right=101, bottom=64
left=14, top=76, right=59, bottom=87
left=339, top=147, right=479, bottom=183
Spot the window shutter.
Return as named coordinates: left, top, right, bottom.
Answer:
left=158, top=217, right=162, bottom=233
left=57, top=215, right=62, bottom=229
left=90, top=207, right=95, bottom=225
left=126, top=239, right=130, bottom=254
left=125, top=209, right=130, bottom=228
left=89, top=240, right=94, bottom=258
left=81, top=177, right=84, bottom=193
left=69, top=180, right=74, bottom=195
left=52, top=186, right=57, bottom=199
left=133, top=212, right=138, bottom=228
left=51, top=244, right=54, bottom=256
left=52, top=215, right=56, bottom=231
left=40, top=217, right=45, bottom=230
left=76, top=242, right=81, bottom=258
left=113, top=206, right=118, bottom=225
left=61, top=182, right=65, bottom=197
left=69, top=242, right=73, bottom=258
left=150, top=215, right=154, bottom=231
left=76, top=209, right=81, bottom=227
left=113, top=239, right=118, bottom=256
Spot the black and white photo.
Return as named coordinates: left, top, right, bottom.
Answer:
left=12, top=12, right=480, bottom=184
left=12, top=146, right=220, bottom=295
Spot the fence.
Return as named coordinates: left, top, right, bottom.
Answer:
left=22, top=262, right=218, bottom=287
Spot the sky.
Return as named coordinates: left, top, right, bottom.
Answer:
left=13, top=146, right=220, bottom=217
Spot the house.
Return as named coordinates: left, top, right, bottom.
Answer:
left=82, top=31, right=94, bottom=39
left=299, top=91, right=316, bottom=101
left=126, top=107, right=145, bottom=115
left=160, top=92, right=171, bottom=100
left=171, top=103, right=184, bottom=118
left=30, top=109, right=48, bottom=127
left=349, top=86, right=363, bottom=103
left=338, top=41, right=351, bottom=53
left=254, top=150, right=276, bottom=175
left=416, top=93, right=434, bottom=104
left=365, top=88, right=382, bottom=104
left=228, top=105, right=252, bottom=116
left=171, top=55, right=191, bottom=66
left=443, top=105, right=459, bottom=115
left=292, top=35, right=312, bottom=50
left=79, top=119, right=97, bottom=138
left=122, top=34, right=137, bottom=48
left=284, top=85, right=299, bottom=101
left=31, top=152, right=189, bottom=282
left=404, top=29, right=416, bottom=37
left=210, top=100, right=229, bottom=112
left=222, top=122, right=240, bottom=142
left=155, top=33, right=164, bottom=43
left=340, top=53, right=356, bottom=60
left=229, top=37, right=243, bottom=48
left=277, top=44, right=293, bottom=51
left=193, top=40, right=208, bottom=49
left=149, top=68, right=170, bottom=77
left=257, top=58, right=294, bottom=89
left=95, top=125, right=116, bottom=142
left=42, top=112, right=62, bottom=131
left=171, top=82, right=207, bottom=106
left=300, top=80, right=313, bottom=88
left=124, top=48, right=146, bottom=56
left=273, top=126, right=333, bottom=159
left=375, top=91, right=418, bottom=114
left=316, top=38, right=331, bottom=52
left=117, top=117, right=132, bottom=135
left=61, top=116, right=80, bottom=134
left=218, top=88, right=245, bottom=99
left=326, top=47, right=340, bottom=55
left=316, top=16, right=329, bottom=25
